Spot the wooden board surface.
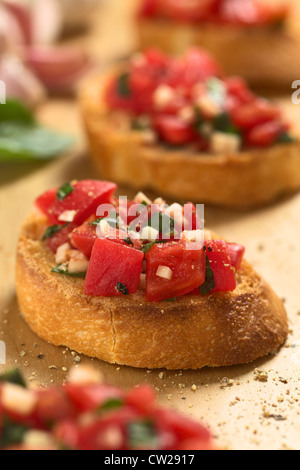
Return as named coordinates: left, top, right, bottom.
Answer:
left=1, top=0, right=300, bottom=451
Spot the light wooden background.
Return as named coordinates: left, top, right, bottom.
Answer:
left=1, top=0, right=300, bottom=450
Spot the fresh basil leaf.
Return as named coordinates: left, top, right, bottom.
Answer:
left=0, top=99, right=35, bottom=125
left=140, top=240, right=169, bottom=254
left=213, top=113, right=240, bottom=135
left=199, top=255, right=216, bottom=296
left=0, top=122, right=73, bottom=162
left=117, top=73, right=131, bottom=97
left=42, top=224, right=69, bottom=241
left=128, top=420, right=158, bottom=449
left=278, top=132, right=295, bottom=144
left=0, top=369, right=26, bottom=388
left=116, top=282, right=129, bottom=295
left=0, top=418, right=28, bottom=448
left=100, top=398, right=124, bottom=412
left=51, top=264, right=87, bottom=278
left=57, top=182, right=74, bottom=201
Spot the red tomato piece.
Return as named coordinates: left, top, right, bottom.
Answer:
left=139, top=0, right=158, bottom=17
left=125, top=385, right=156, bottom=413
left=54, top=420, right=80, bottom=450
left=71, top=222, right=142, bottom=259
left=45, top=180, right=116, bottom=225
left=34, top=389, right=75, bottom=426
left=35, top=188, right=57, bottom=216
left=226, top=242, right=245, bottom=270
left=226, top=76, right=254, bottom=105
left=84, top=239, right=144, bottom=296
left=220, top=0, right=288, bottom=26
left=64, top=384, right=124, bottom=413
left=46, top=223, right=77, bottom=253
left=183, top=202, right=202, bottom=231
left=153, top=115, right=195, bottom=145
left=231, top=99, right=281, bottom=130
left=180, top=48, right=222, bottom=86
left=145, top=241, right=206, bottom=302
left=246, top=121, right=284, bottom=147
left=157, top=0, right=219, bottom=23
left=205, top=240, right=236, bottom=293
left=155, top=408, right=212, bottom=443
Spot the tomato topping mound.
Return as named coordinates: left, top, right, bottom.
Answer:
left=139, top=0, right=289, bottom=27
left=105, top=49, right=293, bottom=151
left=36, top=181, right=245, bottom=301
left=0, top=367, right=215, bottom=450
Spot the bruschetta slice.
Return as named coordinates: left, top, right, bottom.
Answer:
left=137, top=0, right=299, bottom=88
left=79, top=48, right=300, bottom=209
left=16, top=180, right=288, bottom=370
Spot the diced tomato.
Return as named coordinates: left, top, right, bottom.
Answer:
left=35, top=188, right=57, bottom=216
left=145, top=241, right=206, bottom=302
left=46, top=223, right=77, bottom=253
left=246, top=121, right=284, bottom=147
left=226, top=242, right=245, bottom=270
left=77, top=408, right=138, bottom=451
left=139, top=0, right=158, bottom=17
left=179, top=48, right=222, bottom=86
left=157, top=0, right=220, bottom=23
left=84, top=239, right=144, bottom=296
left=225, top=76, right=254, bottom=105
left=64, top=384, right=124, bottom=413
left=219, top=0, right=289, bottom=26
left=53, top=420, right=80, bottom=450
left=231, top=99, right=281, bottom=130
left=183, top=202, right=201, bottom=231
left=154, top=408, right=212, bottom=444
left=71, top=222, right=98, bottom=258
left=205, top=240, right=236, bottom=293
left=46, top=180, right=117, bottom=225
left=34, top=389, right=75, bottom=427
left=71, top=222, right=142, bottom=259
left=153, top=115, right=195, bottom=145
left=125, top=385, right=156, bottom=413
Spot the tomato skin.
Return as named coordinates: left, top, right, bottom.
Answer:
left=125, top=385, right=156, bottom=413
left=231, top=99, right=281, bottom=130
left=153, top=115, right=195, bottom=145
left=54, top=420, right=80, bottom=450
left=145, top=241, right=206, bottom=302
left=84, top=238, right=144, bottom=297
left=46, top=223, right=77, bottom=253
left=226, top=243, right=245, bottom=270
left=157, top=0, right=220, bottom=23
left=246, top=121, right=284, bottom=147
left=34, top=389, right=75, bottom=426
left=139, top=0, right=158, bottom=17
left=47, top=180, right=117, bottom=226
left=205, top=240, right=236, bottom=293
left=64, top=384, right=124, bottom=413
left=35, top=188, right=57, bottom=217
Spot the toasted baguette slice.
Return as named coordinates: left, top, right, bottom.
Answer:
left=16, top=210, right=288, bottom=370
left=79, top=73, right=300, bottom=209
left=137, top=17, right=300, bottom=88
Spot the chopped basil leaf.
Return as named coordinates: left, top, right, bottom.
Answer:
left=51, top=264, right=87, bottom=278
left=42, top=223, right=69, bottom=241
left=199, top=255, right=216, bottom=296
left=100, top=398, right=124, bottom=412
left=213, top=113, right=240, bottom=135
left=117, top=73, right=131, bottom=97
left=57, top=182, right=74, bottom=200
left=163, top=297, right=177, bottom=302
left=0, top=417, right=28, bottom=448
left=141, top=240, right=169, bottom=254
left=128, top=420, right=158, bottom=449
left=0, top=369, right=26, bottom=388
left=278, top=132, right=295, bottom=144
left=116, top=282, right=129, bottom=295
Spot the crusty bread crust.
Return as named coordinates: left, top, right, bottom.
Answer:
left=16, top=211, right=288, bottom=370
left=137, top=17, right=300, bottom=88
left=79, top=74, right=300, bottom=209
